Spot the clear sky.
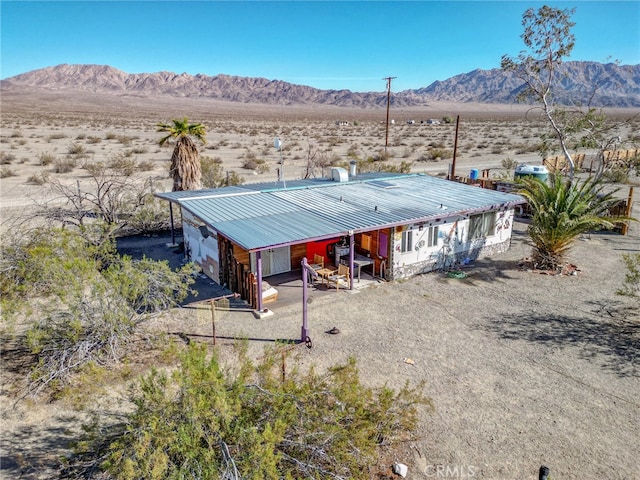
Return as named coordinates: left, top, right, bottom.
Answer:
left=1, top=1, right=638, bottom=92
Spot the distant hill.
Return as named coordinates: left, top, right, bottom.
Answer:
left=412, top=62, right=640, bottom=108
left=2, top=61, right=639, bottom=108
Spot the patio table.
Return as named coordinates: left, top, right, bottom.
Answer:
left=340, top=254, right=374, bottom=282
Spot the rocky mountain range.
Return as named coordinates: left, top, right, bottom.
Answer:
left=2, top=61, right=639, bottom=108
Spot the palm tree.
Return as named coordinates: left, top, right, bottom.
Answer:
left=518, top=175, right=632, bottom=271
left=157, top=118, right=207, bottom=191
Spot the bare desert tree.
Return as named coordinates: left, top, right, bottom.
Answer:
left=501, top=6, right=578, bottom=178
left=502, top=6, right=638, bottom=181
left=37, top=161, right=157, bottom=247
left=157, top=117, right=207, bottom=191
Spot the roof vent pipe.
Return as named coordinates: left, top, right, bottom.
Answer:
left=349, top=160, right=357, bottom=177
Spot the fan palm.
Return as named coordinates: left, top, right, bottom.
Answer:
left=157, top=118, right=207, bottom=191
left=518, top=175, right=630, bottom=271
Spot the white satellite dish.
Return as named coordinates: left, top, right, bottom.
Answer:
left=274, top=137, right=282, bottom=150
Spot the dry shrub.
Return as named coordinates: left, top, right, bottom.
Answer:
left=67, top=143, right=87, bottom=156
left=46, top=133, right=67, bottom=141
left=108, top=153, right=137, bottom=176
left=0, top=166, right=16, bottom=178
left=27, top=172, right=50, bottom=185
left=53, top=158, right=77, bottom=173
left=137, top=160, right=154, bottom=172
left=0, top=152, right=16, bottom=165
left=241, top=151, right=270, bottom=173
left=38, top=152, right=55, bottom=166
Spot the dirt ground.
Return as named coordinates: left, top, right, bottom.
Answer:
left=160, top=219, right=640, bottom=480
left=1, top=95, right=639, bottom=479
left=2, top=219, right=638, bottom=479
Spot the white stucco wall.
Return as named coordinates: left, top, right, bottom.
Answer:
left=182, top=209, right=220, bottom=282
left=389, top=208, right=515, bottom=279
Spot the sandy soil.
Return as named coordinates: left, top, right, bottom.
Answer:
left=158, top=220, right=640, bottom=480
left=2, top=220, right=638, bottom=479
left=1, top=94, right=639, bottom=479
left=2, top=92, right=637, bottom=219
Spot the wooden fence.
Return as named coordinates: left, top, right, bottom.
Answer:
left=543, top=153, right=587, bottom=173
left=544, top=149, right=640, bottom=174
left=603, top=149, right=640, bottom=163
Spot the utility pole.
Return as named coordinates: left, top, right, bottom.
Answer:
left=449, top=115, right=461, bottom=181
left=383, top=76, right=396, bottom=155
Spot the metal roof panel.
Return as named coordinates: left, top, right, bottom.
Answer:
left=159, top=173, right=525, bottom=250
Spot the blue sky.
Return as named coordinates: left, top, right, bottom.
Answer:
left=1, top=1, right=638, bottom=92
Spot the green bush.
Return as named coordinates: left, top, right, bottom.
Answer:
left=1, top=227, right=198, bottom=397
left=617, top=253, right=640, bottom=299
left=201, top=156, right=245, bottom=188
left=97, top=343, right=430, bottom=479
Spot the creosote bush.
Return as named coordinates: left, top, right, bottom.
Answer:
left=201, top=155, right=244, bottom=188
left=0, top=227, right=198, bottom=398
left=89, top=343, right=431, bottom=479
left=617, top=253, right=640, bottom=300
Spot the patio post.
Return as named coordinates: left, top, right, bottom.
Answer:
left=169, top=202, right=176, bottom=246
left=256, top=250, right=263, bottom=312
left=348, top=231, right=355, bottom=290
left=301, top=257, right=318, bottom=343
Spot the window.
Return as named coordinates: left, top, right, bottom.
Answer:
left=401, top=229, right=413, bottom=253
left=426, top=226, right=439, bottom=247
left=469, top=212, right=496, bottom=240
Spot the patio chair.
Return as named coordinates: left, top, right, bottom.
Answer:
left=327, top=264, right=350, bottom=291
left=312, top=253, right=324, bottom=270
left=307, top=253, right=325, bottom=285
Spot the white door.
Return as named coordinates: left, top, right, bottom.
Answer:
left=252, top=246, right=291, bottom=277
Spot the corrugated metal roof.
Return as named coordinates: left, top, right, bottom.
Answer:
left=156, top=173, right=525, bottom=251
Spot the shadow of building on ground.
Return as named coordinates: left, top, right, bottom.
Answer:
left=116, top=230, right=246, bottom=307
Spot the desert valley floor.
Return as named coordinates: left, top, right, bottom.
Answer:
left=1, top=93, right=639, bottom=479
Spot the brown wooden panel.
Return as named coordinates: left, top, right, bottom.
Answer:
left=233, top=244, right=250, bottom=266
left=290, top=243, right=307, bottom=271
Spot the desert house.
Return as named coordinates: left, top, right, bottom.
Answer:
left=156, top=170, right=526, bottom=309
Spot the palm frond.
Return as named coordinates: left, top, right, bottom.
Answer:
left=518, top=175, right=631, bottom=270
